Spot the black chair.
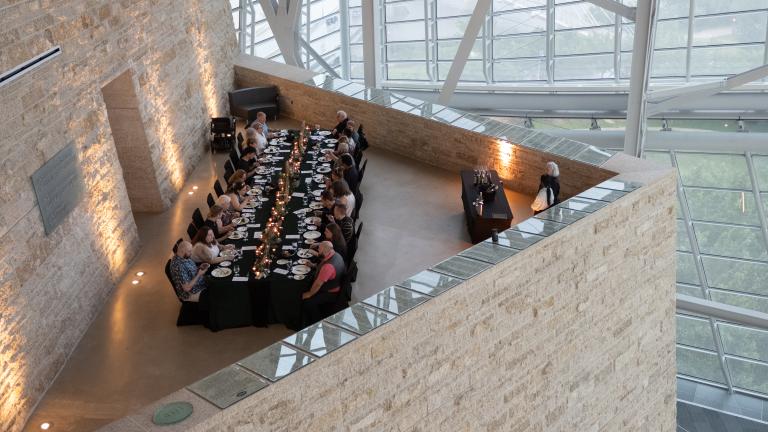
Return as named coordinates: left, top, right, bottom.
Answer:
left=237, top=131, right=244, bottom=147
left=210, top=117, right=235, bottom=153
left=353, top=191, right=363, bottom=220
left=229, top=149, right=240, bottom=167
left=165, top=259, right=207, bottom=326
left=342, top=261, right=357, bottom=299
left=213, top=179, right=225, bottom=197
left=224, top=159, right=235, bottom=181
left=228, top=87, right=279, bottom=123
left=358, top=159, right=368, bottom=185
left=207, top=193, right=216, bottom=208
left=357, top=124, right=369, bottom=151
left=187, top=223, right=198, bottom=241
left=192, top=208, right=205, bottom=229
left=354, top=147, right=363, bottom=168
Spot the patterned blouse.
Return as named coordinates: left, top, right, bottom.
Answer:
left=169, top=255, right=207, bottom=301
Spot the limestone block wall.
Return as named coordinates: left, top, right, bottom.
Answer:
left=0, top=1, right=236, bottom=430
left=234, top=66, right=616, bottom=198
left=103, top=164, right=677, bottom=431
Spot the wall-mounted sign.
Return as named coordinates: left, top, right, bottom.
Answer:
left=31, top=143, right=84, bottom=235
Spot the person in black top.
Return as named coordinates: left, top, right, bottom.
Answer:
left=535, top=161, right=561, bottom=215
left=236, top=147, right=259, bottom=178
left=331, top=110, right=349, bottom=138
left=339, top=153, right=359, bottom=192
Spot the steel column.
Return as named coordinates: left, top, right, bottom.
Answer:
left=624, top=0, right=658, bottom=158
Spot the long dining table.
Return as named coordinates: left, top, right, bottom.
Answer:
left=204, top=129, right=339, bottom=331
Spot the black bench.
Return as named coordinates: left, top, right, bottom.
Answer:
left=228, top=86, right=279, bottom=124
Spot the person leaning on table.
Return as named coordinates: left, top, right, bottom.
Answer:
left=169, top=240, right=210, bottom=303
left=191, top=226, right=235, bottom=265
left=302, top=241, right=346, bottom=324
left=205, top=205, right=234, bottom=241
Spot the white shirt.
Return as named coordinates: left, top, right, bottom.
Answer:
left=344, top=193, right=355, bottom=218
left=254, top=133, right=267, bottom=155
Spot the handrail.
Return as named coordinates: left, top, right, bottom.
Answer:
left=677, top=294, right=768, bottom=331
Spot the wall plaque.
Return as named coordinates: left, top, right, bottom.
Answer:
left=31, top=143, right=84, bottom=235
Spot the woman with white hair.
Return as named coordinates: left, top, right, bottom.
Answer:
left=332, top=110, right=349, bottom=138
left=531, top=161, right=561, bottom=215
left=247, top=123, right=267, bottom=155
left=217, top=194, right=238, bottom=226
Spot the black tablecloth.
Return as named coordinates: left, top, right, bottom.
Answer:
left=204, top=131, right=335, bottom=331
left=460, top=170, right=513, bottom=243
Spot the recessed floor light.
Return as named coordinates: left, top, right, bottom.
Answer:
left=192, top=186, right=199, bottom=190
left=40, top=423, right=51, bottom=430
left=136, top=271, right=145, bottom=277
left=131, top=280, right=140, bottom=285
left=188, top=191, right=194, bottom=195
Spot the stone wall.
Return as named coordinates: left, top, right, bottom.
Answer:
left=0, top=1, right=236, bottom=430
left=101, top=162, right=677, bottom=432
left=234, top=64, right=616, bottom=199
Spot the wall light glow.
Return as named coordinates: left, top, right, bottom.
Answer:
left=497, top=139, right=516, bottom=174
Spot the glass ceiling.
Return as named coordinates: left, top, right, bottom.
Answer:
left=229, top=0, right=768, bottom=402
left=231, top=0, right=768, bottom=86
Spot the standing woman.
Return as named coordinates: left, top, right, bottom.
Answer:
left=532, top=161, right=560, bottom=215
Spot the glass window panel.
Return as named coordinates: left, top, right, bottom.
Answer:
left=386, top=0, right=425, bottom=22
left=254, top=39, right=281, bottom=59
left=677, top=252, right=701, bottom=285
left=349, top=7, right=362, bottom=26
left=250, top=21, right=274, bottom=45
left=438, top=61, right=485, bottom=81
left=693, top=12, right=767, bottom=46
left=658, top=0, right=690, bottom=19
left=678, top=283, right=704, bottom=298
left=350, top=0, right=361, bottom=6
left=711, top=290, right=768, bottom=315
left=387, top=62, right=429, bottom=80
left=309, top=0, right=339, bottom=21
left=494, top=9, right=547, bottom=36
left=493, top=34, right=546, bottom=58
left=753, top=155, right=768, bottom=191
left=677, top=346, right=726, bottom=384
left=621, top=23, right=634, bottom=51
left=230, top=0, right=239, bottom=9
left=726, top=323, right=768, bottom=353
left=350, top=44, right=363, bottom=62
left=350, top=26, right=363, bottom=43
left=495, top=0, right=547, bottom=12
left=554, top=54, right=614, bottom=80
left=494, top=58, right=548, bottom=81
left=678, top=315, right=716, bottom=350
left=693, top=222, right=768, bottom=261
left=438, top=16, right=471, bottom=39
left=437, top=2, right=474, bottom=17
left=655, top=19, right=689, bottom=49
left=684, top=188, right=760, bottom=226
left=232, top=11, right=239, bottom=30
left=350, top=62, right=364, bottom=79
left=675, top=153, right=752, bottom=189
left=555, top=27, right=615, bottom=56
left=437, top=40, right=483, bottom=60
left=695, top=0, right=768, bottom=15
left=387, top=42, right=427, bottom=61
left=677, top=219, right=692, bottom=252
left=651, top=49, right=687, bottom=77
left=555, top=2, right=615, bottom=29
left=691, top=44, right=765, bottom=76
left=644, top=150, right=673, bottom=166
left=310, top=33, right=341, bottom=55
left=726, top=357, right=768, bottom=395
left=386, top=21, right=425, bottom=42
left=702, top=256, right=768, bottom=296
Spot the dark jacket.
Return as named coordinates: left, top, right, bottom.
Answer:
left=539, top=175, right=560, bottom=206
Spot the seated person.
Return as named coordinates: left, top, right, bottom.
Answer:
left=342, top=127, right=356, bottom=153
left=226, top=181, right=252, bottom=212
left=330, top=202, right=354, bottom=243
left=338, top=153, right=359, bottom=192
left=191, top=226, right=235, bottom=264
left=228, top=169, right=247, bottom=187
left=302, top=241, right=346, bottom=324
left=243, top=127, right=257, bottom=150
left=331, top=180, right=355, bottom=218
left=205, top=205, right=234, bottom=241
left=216, top=194, right=238, bottom=226
left=169, top=240, right=209, bottom=302
left=236, top=147, right=259, bottom=178
left=324, top=223, right=347, bottom=261
left=248, top=123, right=268, bottom=155
left=346, top=120, right=360, bottom=147
left=317, top=189, right=334, bottom=231
left=331, top=110, right=349, bottom=138
left=252, top=111, right=276, bottom=139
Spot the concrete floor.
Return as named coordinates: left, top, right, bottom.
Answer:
left=23, top=119, right=533, bottom=432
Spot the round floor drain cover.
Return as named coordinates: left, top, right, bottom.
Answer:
left=153, top=401, right=193, bottom=425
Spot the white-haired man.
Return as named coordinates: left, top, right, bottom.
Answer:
left=331, top=110, right=348, bottom=138
left=302, top=241, right=346, bottom=324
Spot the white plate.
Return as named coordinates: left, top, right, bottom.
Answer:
left=304, top=216, right=321, bottom=225
left=276, top=259, right=290, bottom=265
left=324, top=138, right=338, bottom=144
left=297, top=259, right=311, bottom=265
left=316, top=166, right=331, bottom=174
left=304, top=239, right=316, bottom=245
left=211, top=268, right=232, bottom=278
left=319, top=131, right=332, bottom=136
left=318, top=156, right=330, bottom=163
left=253, top=175, right=263, bottom=180
left=312, top=189, right=323, bottom=197
left=220, top=250, right=236, bottom=258
left=293, top=274, right=306, bottom=280
left=242, top=201, right=258, bottom=209
left=309, top=202, right=323, bottom=210
left=228, top=232, right=244, bottom=240
left=246, top=188, right=261, bottom=196
left=297, top=249, right=314, bottom=258
left=233, top=217, right=248, bottom=225
left=303, top=230, right=322, bottom=240
left=259, top=197, right=269, bottom=202
left=236, top=226, right=248, bottom=232
left=264, top=147, right=279, bottom=153
left=219, top=261, right=232, bottom=267
left=291, top=265, right=311, bottom=275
